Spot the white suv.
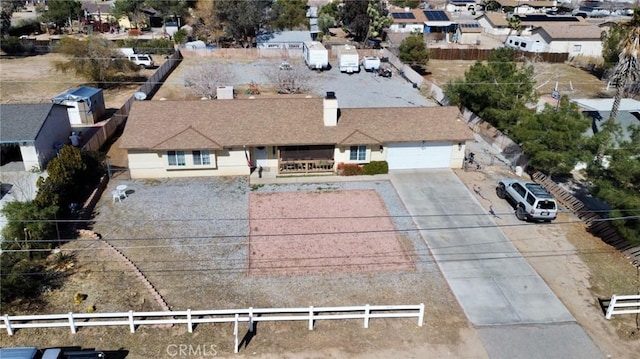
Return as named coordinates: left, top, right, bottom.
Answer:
left=128, top=54, right=154, bottom=69
left=496, top=179, right=558, bottom=222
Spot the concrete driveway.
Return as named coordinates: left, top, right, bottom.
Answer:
left=390, top=169, right=602, bottom=358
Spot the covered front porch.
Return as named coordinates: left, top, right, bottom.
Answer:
left=276, top=145, right=335, bottom=175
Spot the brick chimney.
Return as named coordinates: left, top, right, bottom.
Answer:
left=323, top=91, right=338, bottom=126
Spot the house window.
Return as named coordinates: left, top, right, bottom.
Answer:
left=572, top=44, right=582, bottom=52
left=167, top=151, right=185, bottom=166
left=349, top=146, right=366, bottom=161
left=192, top=150, right=211, bottom=165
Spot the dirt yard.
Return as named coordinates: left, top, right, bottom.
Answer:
left=425, top=59, right=609, bottom=99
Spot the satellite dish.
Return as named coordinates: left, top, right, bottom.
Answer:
left=134, top=92, right=147, bottom=101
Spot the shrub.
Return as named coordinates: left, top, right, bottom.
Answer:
left=74, top=292, right=87, bottom=305
left=0, top=36, right=24, bottom=54
left=341, top=163, right=363, bottom=176
left=362, top=161, right=388, bottom=175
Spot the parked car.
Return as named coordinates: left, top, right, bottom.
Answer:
left=496, top=179, right=558, bottom=222
left=377, top=67, right=392, bottom=78
left=0, top=347, right=40, bottom=359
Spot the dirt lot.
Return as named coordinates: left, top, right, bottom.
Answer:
left=2, top=53, right=639, bottom=358
left=425, top=59, right=609, bottom=99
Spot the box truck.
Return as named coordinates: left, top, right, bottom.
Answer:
left=336, top=45, right=360, bottom=73
left=302, top=41, right=329, bottom=70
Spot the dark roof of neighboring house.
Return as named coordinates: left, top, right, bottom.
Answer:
left=119, top=99, right=473, bottom=150
left=0, top=103, right=58, bottom=143
left=81, top=1, right=111, bottom=14
left=256, top=31, right=312, bottom=44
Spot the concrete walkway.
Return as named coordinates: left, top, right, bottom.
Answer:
left=389, top=169, right=602, bottom=358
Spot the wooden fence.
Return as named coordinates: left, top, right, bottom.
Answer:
left=428, top=48, right=569, bottom=63
left=81, top=50, right=183, bottom=153
left=532, top=172, right=640, bottom=268
left=1, top=304, right=424, bottom=353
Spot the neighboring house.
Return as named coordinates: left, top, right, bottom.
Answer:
left=446, top=0, right=481, bottom=13
left=455, top=23, right=482, bottom=44
left=529, top=23, right=603, bottom=56
left=572, top=98, right=640, bottom=146
left=477, top=12, right=587, bottom=38
left=495, top=0, right=557, bottom=14
left=82, top=1, right=113, bottom=23
left=52, top=86, right=106, bottom=125
left=388, top=8, right=428, bottom=33
left=0, top=104, right=72, bottom=171
left=424, top=10, right=456, bottom=36
left=119, top=95, right=473, bottom=179
left=256, top=30, right=313, bottom=49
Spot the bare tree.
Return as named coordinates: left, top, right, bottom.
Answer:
left=183, top=62, right=235, bottom=99
left=263, top=60, right=311, bottom=94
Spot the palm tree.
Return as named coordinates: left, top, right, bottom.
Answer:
left=596, top=9, right=640, bottom=164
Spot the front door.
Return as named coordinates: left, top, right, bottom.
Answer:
left=254, top=147, right=268, bottom=168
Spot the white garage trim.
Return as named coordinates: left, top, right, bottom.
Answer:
left=386, top=142, right=452, bottom=170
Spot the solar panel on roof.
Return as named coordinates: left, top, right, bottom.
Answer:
left=392, top=12, right=416, bottom=19
left=518, top=14, right=580, bottom=22
left=424, top=10, right=449, bottom=21
left=459, top=23, right=479, bottom=28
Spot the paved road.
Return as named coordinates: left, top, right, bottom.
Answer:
left=390, top=169, right=603, bottom=358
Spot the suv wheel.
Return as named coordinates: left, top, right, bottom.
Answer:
left=515, top=205, right=527, bottom=221
left=496, top=184, right=506, bottom=199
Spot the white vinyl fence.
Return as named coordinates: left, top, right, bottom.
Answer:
left=2, top=304, right=424, bottom=353
left=605, top=295, right=640, bottom=319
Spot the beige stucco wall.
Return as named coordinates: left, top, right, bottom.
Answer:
left=127, top=148, right=251, bottom=179
left=450, top=142, right=466, bottom=169
left=335, top=145, right=383, bottom=164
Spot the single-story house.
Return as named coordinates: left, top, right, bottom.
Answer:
left=52, top=86, right=106, bottom=125
left=495, top=0, right=557, bottom=14
left=446, top=0, right=481, bottom=13
left=572, top=98, right=640, bottom=145
left=119, top=94, right=474, bottom=179
left=388, top=8, right=428, bottom=33
left=529, top=23, right=603, bottom=56
left=256, top=31, right=312, bottom=49
left=476, top=12, right=587, bottom=38
left=0, top=103, right=72, bottom=171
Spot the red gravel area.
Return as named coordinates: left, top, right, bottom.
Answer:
left=248, top=190, right=416, bottom=276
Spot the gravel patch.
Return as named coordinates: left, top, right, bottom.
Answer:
left=91, top=177, right=443, bottom=311
left=160, top=58, right=437, bottom=108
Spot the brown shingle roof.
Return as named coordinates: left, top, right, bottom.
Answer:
left=496, top=0, right=556, bottom=7
left=388, top=8, right=428, bottom=23
left=533, top=24, right=603, bottom=40
left=120, top=98, right=473, bottom=150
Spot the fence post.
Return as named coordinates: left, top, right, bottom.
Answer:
left=364, top=304, right=370, bottom=329
left=605, top=295, right=617, bottom=320
left=3, top=314, right=13, bottom=335
left=248, top=307, right=254, bottom=333
left=233, top=313, right=239, bottom=354
left=308, top=306, right=314, bottom=330
left=187, top=309, right=193, bottom=333
left=68, top=312, right=77, bottom=334
left=418, top=303, right=425, bottom=327
left=128, top=310, right=135, bottom=333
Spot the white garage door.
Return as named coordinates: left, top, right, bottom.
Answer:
left=386, top=142, right=452, bottom=170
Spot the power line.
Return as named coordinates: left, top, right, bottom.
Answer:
left=2, top=214, right=637, bottom=249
